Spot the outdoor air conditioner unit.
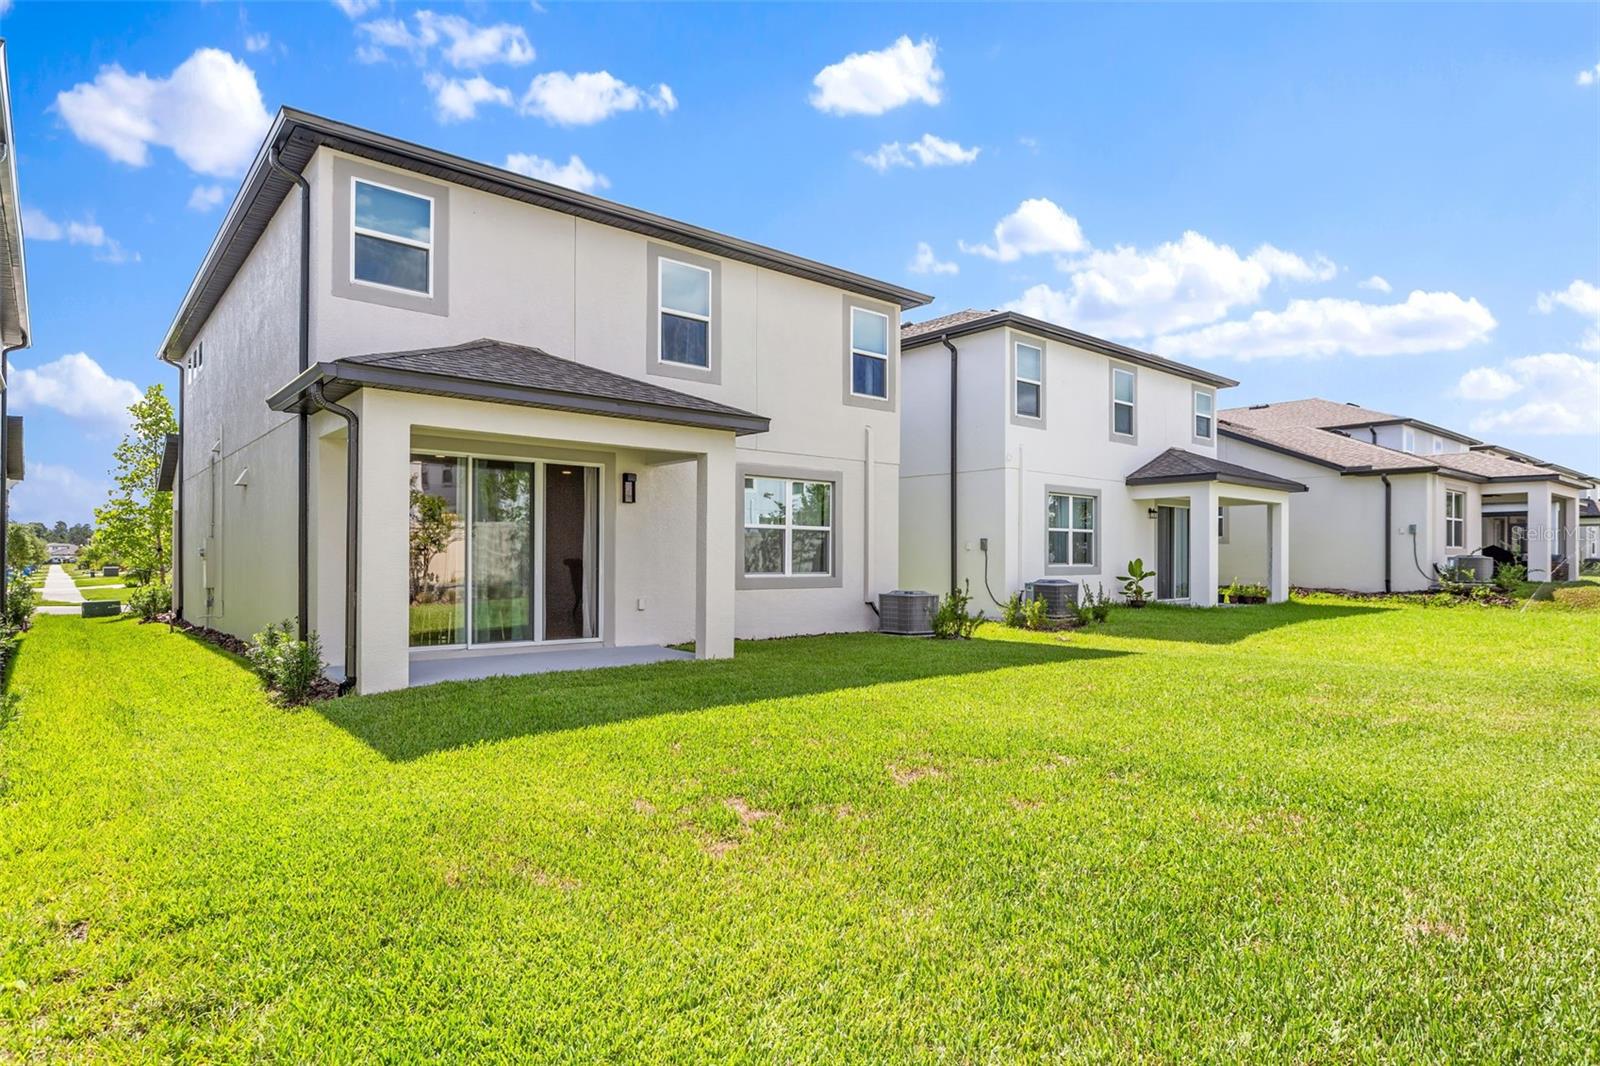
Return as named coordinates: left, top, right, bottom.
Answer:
left=878, top=590, right=938, bottom=636
left=1446, top=554, right=1494, bottom=583
left=1025, top=578, right=1080, bottom=618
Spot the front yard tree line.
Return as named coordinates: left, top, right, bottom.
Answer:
left=92, top=384, right=177, bottom=582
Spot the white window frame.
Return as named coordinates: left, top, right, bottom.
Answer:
left=1194, top=390, right=1214, bottom=440
left=350, top=176, right=434, bottom=297
left=849, top=306, right=890, bottom=399
left=743, top=477, right=833, bottom=578
left=1111, top=366, right=1136, bottom=439
left=1432, top=437, right=1445, bottom=454
left=1402, top=426, right=1417, bottom=454
left=657, top=256, right=714, bottom=370
left=185, top=342, right=204, bottom=383
left=1445, top=489, right=1465, bottom=549
left=1014, top=341, right=1043, bottom=420
left=1047, top=492, right=1095, bottom=567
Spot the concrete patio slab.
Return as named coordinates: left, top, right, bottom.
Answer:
left=408, top=644, right=694, bottom=687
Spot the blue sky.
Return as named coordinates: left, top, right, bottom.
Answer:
left=3, top=1, right=1597, bottom=523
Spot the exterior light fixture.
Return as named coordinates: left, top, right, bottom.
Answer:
left=622, top=472, right=637, bottom=504
left=1147, top=507, right=1159, bottom=519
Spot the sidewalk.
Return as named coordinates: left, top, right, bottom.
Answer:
left=40, top=565, right=84, bottom=605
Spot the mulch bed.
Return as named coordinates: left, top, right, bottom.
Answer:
left=1294, top=586, right=1517, bottom=608
left=164, top=616, right=342, bottom=702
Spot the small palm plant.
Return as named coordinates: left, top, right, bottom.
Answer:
left=1119, top=558, right=1156, bottom=607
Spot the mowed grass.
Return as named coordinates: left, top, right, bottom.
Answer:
left=2, top=599, right=1599, bottom=1060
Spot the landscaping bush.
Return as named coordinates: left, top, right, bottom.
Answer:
left=1220, top=580, right=1270, bottom=604
left=1001, top=593, right=1025, bottom=629
left=1089, top=584, right=1112, bottom=623
left=3, top=572, right=36, bottom=632
left=1119, top=558, right=1155, bottom=607
left=1494, top=562, right=1528, bottom=588
left=128, top=583, right=172, bottom=622
left=247, top=619, right=327, bottom=705
left=931, top=583, right=984, bottom=640
left=1021, top=596, right=1049, bottom=631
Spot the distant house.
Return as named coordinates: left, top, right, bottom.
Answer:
left=1216, top=399, right=1595, bottom=589
left=897, top=311, right=1304, bottom=609
left=46, top=543, right=78, bottom=564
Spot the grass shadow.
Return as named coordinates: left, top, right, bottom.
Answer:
left=1101, top=599, right=1390, bottom=645
left=318, top=632, right=1128, bottom=762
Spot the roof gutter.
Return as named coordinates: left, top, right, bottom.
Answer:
left=305, top=381, right=358, bottom=694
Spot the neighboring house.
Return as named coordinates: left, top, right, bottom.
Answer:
left=160, top=109, right=930, bottom=694
left=1581, top=491, right=1599, bottom=566
left=46, top=543, right=78, bottom=564
left=898, top=310, right=1305, bottom=610
left=0, top=40, right=31, bottom=590
left=1217, top=399, right=1594, bottom=590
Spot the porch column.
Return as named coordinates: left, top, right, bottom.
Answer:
left=1188, top=483, right=1219, bottom=607
left=1559, top=491, right=1581, bottom=578
left=354, top=392, right=412, bottom=694
left=695, top=444, right=735, bottom=659
left=1526, top=482, right=1554, bottom=581
left=1267, top=500, right=1290, bottom=603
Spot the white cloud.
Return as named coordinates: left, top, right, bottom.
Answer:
left=20, top=207, right=137, bottom=263
left=519, top=71, right=676, bottom=126
left=908, top=241, right=957, bottom=276
left=1359, top=274, right=1392, bottom=293
left=860, top=133, right=979, bottom=172
left=187, top=184, right=226, bottom=212
left=810, top=35, right=943, bottom=116
left=54, top=48, right=271, bottom=177
left=1578, top=62, right=1600, bottom=87
left=356, top=11, right=534, bottom=68
left=1535, top=278, right=1600, bottom=350
left=1152, top=290, right=1497, bottom=361
left=425, top=73, right=512, bottom=122
left=0, top=0, right=13, bottom=16
left=1458, top=354, right=1600, bottom=436
left=332, top=0, right=379, bottom=17
left=244, top=32, right=271, bottom=54
left=9, top=462, right=110, bottom=527
left=11, top=353, right=143, bottom=432
left=1004, top=232, right=1336, bottom=338
left=503, top=152, right=609, bottom=193
left=959, top=198, right=1086, bottom=263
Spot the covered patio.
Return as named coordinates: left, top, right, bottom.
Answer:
left=270, top=338, right=769, bottom=695
left=1126, top=449, right=1307, bottom=607
left=1479, top=479, right=1585, bottom=580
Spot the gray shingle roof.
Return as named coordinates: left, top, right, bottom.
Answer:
left=1582, top=498, right=1599, bottom=520
left=1217, top=398, right=1402, bottom=430
left=268, top=338, right=771, bottom=435
left=1124, top=447, right=1307, bottom=492
left=1218, top=422, right=1437, bottom=473
left=900, top=308, right=1238, bottom=388
left=1429, top=449, right=1571, bottom=481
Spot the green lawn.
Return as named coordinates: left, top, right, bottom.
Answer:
left=3, top=599, right=1599, bottom=1059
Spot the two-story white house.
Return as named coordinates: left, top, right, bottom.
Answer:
left=160, top=109, right=930, bottom=694
left=897, top=310, right=1306, bottom=610
left=1216, top=399, right=1594, bottom=590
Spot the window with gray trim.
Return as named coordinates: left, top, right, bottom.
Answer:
left=1194, top=389, right=1214, bottom=439
left=1111, top=366, right=1136, bottom=437
left=1015, top=341, right=1043, bottom=419
left=744, top=477, right=833, bottom=576
left=658, top=257, right=712, bottom=368
left=849, top=307, right=889, bottom=398
left=1047, top=492, right=1095, bottom=566
left=1445, top=489, right=1465, bottom=549
left=352, top=178, right=433, bottom=295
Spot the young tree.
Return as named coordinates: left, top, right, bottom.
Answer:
left=93, top=384, right=177, bottom=583
left=6, top=523, right=47, bottom=569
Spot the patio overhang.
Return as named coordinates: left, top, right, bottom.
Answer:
left=268, top=338, right=772, bottom=437
left=1125, top=447, right=1308, bottom=494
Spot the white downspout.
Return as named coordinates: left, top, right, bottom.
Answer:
left=863, top=424, right=875, bottom=605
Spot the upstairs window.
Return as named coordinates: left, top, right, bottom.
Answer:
left=743, top=477, right=833, bottom=577
left=1433, top=438, right=1445, bottom=454
left=1047, top=492, right=1096, bottom=566
left=185, top=343, right=204, bottom=383
left=658, top=258, right=713, bottom=368
left=1402, top=426, right=1417, bottom=454
left=850, top=307, right=889, bottom=398
left=353, top=179, right=432, bottom=295
left=1014, top=342, right=1042, bottom=419
left=1445, top=490, right=1465, bottom=549
left=1194, top=390, right=1215, bottom=439
left=1111, top=367, right=1136, bottom=437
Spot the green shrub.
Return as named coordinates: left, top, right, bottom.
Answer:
left=932, top=583, right=984, bottom=640
left=128, top=583, right=172, bottom=622
left=1001, top=593, right=1026, bottom=628
left=1022, top=596, right=1050, bottom=631
left=1494, top=562, right=1528, bottom=589
left=1087, top=584, right=1112, bottom=623
left=1119, top=558, right=1155, bottom=606
left=3, top=572, right=36, bottom=631
left=246, top=619, right=327, bottom=704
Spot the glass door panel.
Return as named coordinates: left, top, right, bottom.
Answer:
left=543, top=465, right=599, bottom=640
left=470, top=459, right=535, bottom=644
left=408, top=455, right=467, bottom=646
left=1171, top=507, right=1191, bottom=600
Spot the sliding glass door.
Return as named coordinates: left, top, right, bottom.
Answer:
left=409, top=453, right=600, bottom=649
left=1156, top=505, right=1191, bottom=601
